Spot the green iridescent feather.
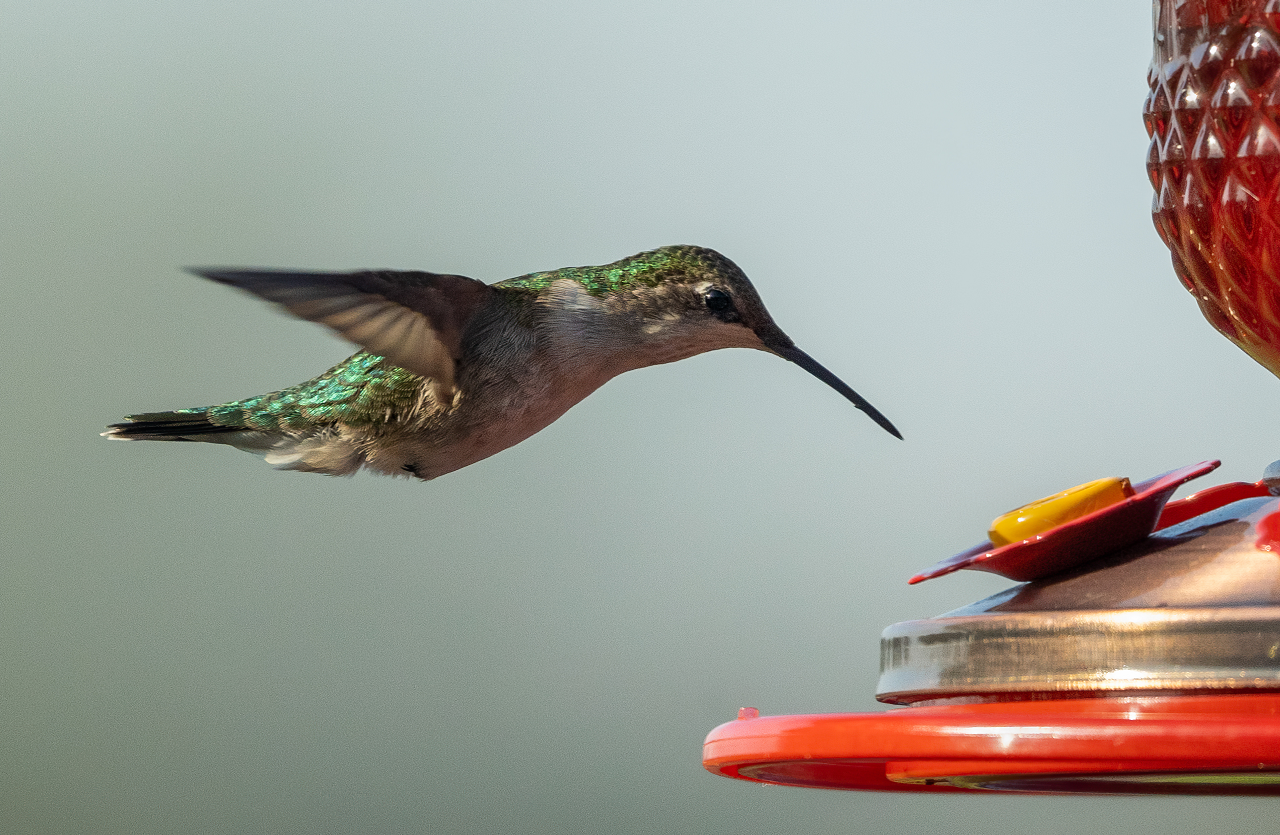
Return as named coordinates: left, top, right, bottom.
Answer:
left=495, top=245, right=729, bottom=296
left=145, top=353, right=421, bottom=432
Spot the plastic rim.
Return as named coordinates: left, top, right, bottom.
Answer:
left=703, top=694, right=1280, bottom=794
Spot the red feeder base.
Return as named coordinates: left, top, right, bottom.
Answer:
left=703, top=695, right=1280, bottom=794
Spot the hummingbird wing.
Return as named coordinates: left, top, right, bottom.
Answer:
left=187, top=268, right=496, bottom=400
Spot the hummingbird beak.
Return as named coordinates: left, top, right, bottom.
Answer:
left=768, top=341, right=903, bottom=440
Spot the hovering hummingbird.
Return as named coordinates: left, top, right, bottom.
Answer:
left=105, top=246, right=900, bottom=479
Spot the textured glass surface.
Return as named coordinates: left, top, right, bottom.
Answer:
left=1152, top=1, right=1280, bottom=373
left=1147, top=0, right=1280, bottom=375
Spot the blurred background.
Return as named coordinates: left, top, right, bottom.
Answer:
left=5, top=1, right=1279, bottom=832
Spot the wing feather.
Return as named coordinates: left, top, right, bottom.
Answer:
left=188, top=268, right=495, bottom=397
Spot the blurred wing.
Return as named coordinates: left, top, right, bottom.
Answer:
left=189, top=267, right=496, bottom=397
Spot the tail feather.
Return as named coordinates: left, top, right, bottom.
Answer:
left=103, top=409, right=239, bottom=441
left=103, top=408, right=362, bottom=473
left=104, top=410, right=281, bottom=452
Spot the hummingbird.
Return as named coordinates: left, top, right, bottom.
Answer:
left=104, top=245, right=900, bottom=480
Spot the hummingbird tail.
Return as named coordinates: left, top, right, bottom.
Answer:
left=103, top=409, right=368, bottom=475
left=103, top=408, right=279, bottom=450
left=104, top=409, right=236, bottom=440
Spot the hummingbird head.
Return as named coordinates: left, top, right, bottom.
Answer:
left=547, top=245, right=902, bottom=439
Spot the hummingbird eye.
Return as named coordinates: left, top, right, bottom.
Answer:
left=704, top=288, right=734, bottom=315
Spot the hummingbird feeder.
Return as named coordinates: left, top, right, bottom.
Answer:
left=704, top=0, right=1280, bottom=795
left=704, top=460, right=1280, bottom=793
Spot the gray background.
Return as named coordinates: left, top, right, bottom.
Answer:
left=6, top=1, right=1279, bottom=832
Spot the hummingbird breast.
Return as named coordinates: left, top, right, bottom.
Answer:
left=352, top=296, right=616, bottom=480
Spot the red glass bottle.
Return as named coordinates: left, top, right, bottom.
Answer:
left=1147, top=0, right=1280, bottom=375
